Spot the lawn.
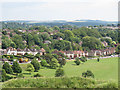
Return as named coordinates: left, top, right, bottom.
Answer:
left=20, top=57, right=118, bottom=82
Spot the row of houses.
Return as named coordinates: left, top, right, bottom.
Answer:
left=52, top=47, right=116, bottom=59
left=0, top=47, right=46, bottom=56
left=86, top=26, right=118, bottom=30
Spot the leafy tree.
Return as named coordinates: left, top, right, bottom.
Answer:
left=58, top=58, right=66, bottom=67
left=55, top=68, right=65, bottom=77
left=44, top=54, right=53, bottom=64
left=26, top=33, right=35, bottom=48
left=72, top=28, right=87, bottom=38
left=49, top=58, right=59, bottom=69
left=26, top=64, right=35, bottom=74
left=35, top=53, right=41, bottom=59
left=53, top=32, right=65, bottom=39
left=17, top=73, right=24, bottom=78
left=2, top=69, right=6, bottom=82
left=31, top=59, right=40, bottom=72
left=53, top=26, right=60, bottom=30
left=12, top=61, right=22, bottom=73
left=12, top=34, right=25, bottom=49
left=74, top=57, right=80, bottom=65
left=2, top=37, right=13, bottom=49
left=82, top=70, right=94, bottom=78
left=40, top=59, right=48, bottom=67
left=101, top=38, right=112, bottom=45
left=64, top=30, right=74, bottom=41
left=53, top=40, right=72, bottom=51
left=2, top=62, right=13, bottom=74
left=10, top=42, right=16, bottom=48
left=115, top=45, right=120, bottom=54
left=41, top=33, right=50, bottom=40
left=82, top=36, right=103, bottom=50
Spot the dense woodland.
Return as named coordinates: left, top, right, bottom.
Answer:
left=2, top=22, right=118, bottom=53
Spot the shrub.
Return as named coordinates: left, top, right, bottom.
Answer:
left=17, top=73, right=24, bottom=78
left=12, top=61, right=22, bottom=73
left=74, top=57, right=80, bottom=65
left=82, top=70, right=94, bottom=78
left=49, top=58, right=59, bottom=69
left=2, top=69, right=6, bottom=82
left=34, top=73, right=43, bottom=77
left=31, top=59, right=40, bottom=72
left=2, top=62, right=13, bottom=74
left=80, top=56, right=87, bottom=62
left=55, top=68, right=65, bottom=77
left=40, top=59, right=48, bottom=67
left=26, top=64, right=35, bottom=74
left=58, top=58, right=66, bottom=67
left=97, top=58, right=100, bottom=62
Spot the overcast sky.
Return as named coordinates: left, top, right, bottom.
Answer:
left=0, top=0, right=119, bottom=21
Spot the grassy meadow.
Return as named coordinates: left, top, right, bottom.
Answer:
left=20, top=57, right=118, bottom=82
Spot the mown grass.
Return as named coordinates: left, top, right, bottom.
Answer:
left=20, top=57, right=118, bottom=82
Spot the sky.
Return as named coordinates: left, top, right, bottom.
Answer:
left=0, top=0, right=119, bottom=21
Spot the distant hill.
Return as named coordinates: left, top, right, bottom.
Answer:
left=2, top=20, right=117, bottom=27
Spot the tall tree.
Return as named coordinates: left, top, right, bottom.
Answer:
left=2, top=69, right=6, bottom=82
left=31, top=59, right=40, bottom=72
left=26, top=64, right=35, bottom=74
left=49, top=58, right=59, bottom=69
left=2, top=62, right=13, bottom=74
left=12, top=61, right=22, bottom=73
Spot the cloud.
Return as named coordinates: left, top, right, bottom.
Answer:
left=1, top=0, right=118, bottom=21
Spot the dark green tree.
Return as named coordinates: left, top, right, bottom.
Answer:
left=55, top=68, right=65, bottom=77
left=74, top=57, right=80, bottom=65
left=49, top=58, right=59, bottom=69
left=82, top=70, right=94, bottom=78
left=58, top=58, right=66, bottom=67
left=97, top=58, right=100, bottom=62
left=2, top=62, right=13, bottom=74
left=2, top=69, right=6, bottom=82
left=80, top=56, right=87, bottom=62
left=12, top=61, right=22, bottom=73
left=31, top=59, right=40, bottom=72
left=26, top=64, right=35, bottom=74
left=40, top=59, right=48, bottom=67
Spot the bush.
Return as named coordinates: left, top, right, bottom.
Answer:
left=40, top=59, right=48, bottom=67
left=74, top=57, right=80, bottom=65
left=97, top=58, right=100, bottom=62
left=2, top=62, right=13, bottom=74
left=55, top=68, right=65, bottom=77
left=17, top=73, right=24, bottom=78
left=2, top=69, right=6, bottom=82
left=80, top=56, right=87, bottom=62
left=58, top=58, right=66, bottom=67
left=12, top=61, right=22, bottom=73
left=2, top=69, right=14, bottom=82
left=82, top=70, right=94, bottom=78
left=49, top=58, right=59, bottom=69
left=31, top=59, right=40, bottom=72
left=34, top=73, right=43, bottom=77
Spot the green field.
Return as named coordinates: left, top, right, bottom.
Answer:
left=20, top=57, right=118, bottom=83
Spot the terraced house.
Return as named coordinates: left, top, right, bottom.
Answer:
left=52, top=47, right=115, bottom=59
left=1, top=47, right=46, bottom=56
